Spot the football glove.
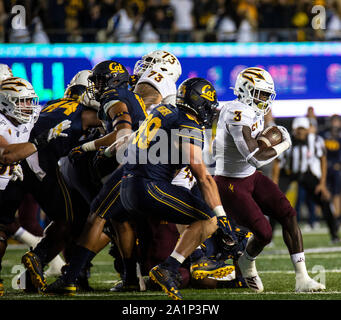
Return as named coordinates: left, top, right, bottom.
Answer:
left=216, top=216, right=237, bottom=246
left=68, top=145, right=87, bottom=164
left=32, top=120, right=72, bottom=151
left=276, top=125, right=292, bottom=147
left=47, top=120, right=72, bottom=142
left=92, top=146, right=119, bottom=178
left=10, top=164, right=24, bottom=182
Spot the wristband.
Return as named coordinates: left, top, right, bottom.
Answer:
left=81, top=141, right=96, bottom=152
left=272, top=140, right=290, bottom=156
left=213, top=205, right=226, bottom=217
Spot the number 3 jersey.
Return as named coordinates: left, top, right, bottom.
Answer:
left=123, top=104, right=204, bottom=183
left=215, top=100, right=264, bottom=178
left=0, top=113, right=34, bottom=190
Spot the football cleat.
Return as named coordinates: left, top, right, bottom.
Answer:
left=190, top=256, right=235, bottom=280
left=237, top=253, right=264, bottom=293
left=17, top=270, right=38, bottom=293
left=0, top=278, right=4, bottom=296
left=110, top=280, right=140, bottom=292
left=295, top=276, right=326, bottom=293
left=149, top=265, right=183, bottom=300
left=21, top=251, right=47, bottom=291
left=42, top=277, right=77, bottom=296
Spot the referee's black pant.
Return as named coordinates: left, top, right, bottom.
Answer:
left=270, top=171, right=340, bottom=241
left=298, top=171, right=339, bottom=241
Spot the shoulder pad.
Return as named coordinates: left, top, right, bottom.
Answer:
left=221, top=100, right=255, bottom=127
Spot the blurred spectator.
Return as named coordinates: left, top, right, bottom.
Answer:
left=4, top=0, right=49, bottom=43
left=206, top=0, right=237, bottom=42
left=1, top=0, right=340, bottom=43
left=106, top=0, right=138, bottom=43
left=236, top=0, right=258, bottom=42
left=170, top=0, right=194, bottom=42
left=193, top=0, right=218, bottom=31
left=257, top=0, right=278, bottom=42
left=147, top=0, right=174, bottom=42
left=325, top=0, right=341, bottom=40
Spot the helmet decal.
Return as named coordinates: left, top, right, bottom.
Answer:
left=109, top=62, right=126, bottom=74
left=200, top=84, right=216, bottom=102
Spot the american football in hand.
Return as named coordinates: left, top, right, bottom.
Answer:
left=257, top=126, right=283, bottom=149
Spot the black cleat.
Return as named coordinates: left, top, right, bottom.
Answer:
left=17, top=270, right=38, bottom=293
left=190, top=256, right=235, bottom=280
left=21, top=251, right=46, bottom=291
left=42, top=277, right=77, bottom=296
left=110, top=280, right=140, bottom=292
left=149, top=265, right=183, bottom=300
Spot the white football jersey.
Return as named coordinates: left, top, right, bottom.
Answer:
left=171, top=166, right=196, bottom=190
left=136, top=66, right=177, bottom=105
left=0, top=113, right=34, bottom=190
left=215, top=100, right=264, bottom=178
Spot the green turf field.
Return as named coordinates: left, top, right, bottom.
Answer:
left=1, top=224, right=341, bottom=300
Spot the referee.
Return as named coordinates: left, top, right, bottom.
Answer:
left=272, top=117, right=340, bottom=243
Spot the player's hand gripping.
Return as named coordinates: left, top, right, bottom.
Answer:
left=47, top=120, right=72, bottom=142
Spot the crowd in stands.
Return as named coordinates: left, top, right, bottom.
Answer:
left=0, top=0, right=341, bottom=43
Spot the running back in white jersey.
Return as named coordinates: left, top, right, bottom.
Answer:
left=0, top=113, right=34, bottom=190
left=215, top=100, right=264, bottom=178
left=136, top=66, right=177, bottom=105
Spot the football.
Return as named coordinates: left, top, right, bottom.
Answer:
left=257, top=126, right=283, bottom=149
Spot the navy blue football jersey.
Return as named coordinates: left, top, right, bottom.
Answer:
left=123, top=104, right=204, bottom=182
left=29, top=98, right=89, bottom=172
left=99, top=88, right=147, bottom=132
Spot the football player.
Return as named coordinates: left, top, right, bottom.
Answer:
left=106, top=51, right=235, bottom=291
left=119, top=78, right=236, bottom=300
left=41, top=60, right=147, bottom=294
left=0, top=71, right=103, bottom=292
left=0, top=77, right=40, bottom=295
left=213, top=67, right=325, bottom=293
left=0, top=66, right=65, bottom=279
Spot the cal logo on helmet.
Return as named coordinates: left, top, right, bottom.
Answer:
left=200, top=84, right=216, bottom=102
left=109, top=62, right=125, bottom=74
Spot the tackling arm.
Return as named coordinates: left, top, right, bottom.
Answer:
left=76, top=101, right=133, bottom=153
left=185, top=142, right=221, bottom=210
left=0, top=120, right=71, bottom=164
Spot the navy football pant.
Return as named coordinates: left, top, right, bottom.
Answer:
left=120, top=175, right=215, bottom=224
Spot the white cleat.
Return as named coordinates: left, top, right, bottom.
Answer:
left=295, top=276, right=326, bottom=293
left=238, top=253, right=264, bottom=293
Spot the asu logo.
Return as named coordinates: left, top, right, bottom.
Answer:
left=200, top=84, right=216, bottom=102
left=228, top=183, right=234, bottom=192
left=109, top=62, right=125, bottom=74
left=1, top=78, right=26, bottom=92
left=241, top=67, right=265, bottom=85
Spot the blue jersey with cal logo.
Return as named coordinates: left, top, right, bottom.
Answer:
left=123, top=104, right=204, bottom=182
left=99, top=88, right=147, bottom=132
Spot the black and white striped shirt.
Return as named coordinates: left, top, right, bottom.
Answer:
left=279, top=133, right=326, bottom=179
